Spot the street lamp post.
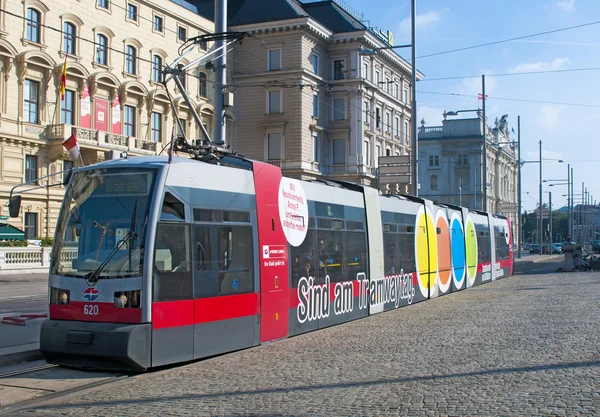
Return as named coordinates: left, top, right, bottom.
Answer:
left=360, top=1, right=417, bottom=195
left=539, top=140, right=543, bottom=256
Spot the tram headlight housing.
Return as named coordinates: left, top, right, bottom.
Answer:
left=50, top=287, right=70, bottom=305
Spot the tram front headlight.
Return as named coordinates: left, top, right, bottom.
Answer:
left=113, top=290, right=141, bottom=308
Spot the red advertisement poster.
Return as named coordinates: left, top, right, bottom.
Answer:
left=94, top=98, right=108, bottom=132
left=80, top=85, right=91, bottom=128
left=111, top=95, right=121, bottom=134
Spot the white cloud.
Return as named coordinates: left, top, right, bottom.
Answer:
left=538, top=105, right=562, bottom=129
left=555, top=0, right=576, bottom=11
left=508, top=58, right=569, bottom=73
left=398, top=10, right=444, bottom=33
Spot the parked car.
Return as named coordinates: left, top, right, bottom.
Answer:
left=552, top=243, right=563, bottom=254
left=529, top=244, right=540, bottom=254
left=592, top=240, right=600, bottom=253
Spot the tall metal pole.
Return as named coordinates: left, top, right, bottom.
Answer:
left=570, top=167, right=574, bottom=239
left=549, top=191, right=552, bottom=252
left=482, top=74, right=487, bottom=211
left=411, top=0, right=418, bottom=196
left=581, top=182, right=584, bottom=243
left=567, top=163, right=571, bottom=240
left=214, top=0, right=227, bottom=146
left=517, top=115, right=522, bottom=258
left=539, top=140, right=543, bottom=255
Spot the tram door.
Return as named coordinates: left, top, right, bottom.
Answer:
left=252, top=161, right=289, bottom=342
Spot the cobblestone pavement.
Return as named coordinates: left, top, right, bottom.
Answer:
left=11, top=269, right=600, bottom=416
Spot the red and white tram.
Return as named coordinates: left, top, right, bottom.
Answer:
left=10, top=153, right=513, bottom=371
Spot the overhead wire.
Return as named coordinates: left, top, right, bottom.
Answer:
left=420, top=67, right=600, bottom=82
left=418, top=91, right=600, bottom=109
left=415, top=19, right=600, bottom=60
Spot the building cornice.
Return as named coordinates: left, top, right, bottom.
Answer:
left=231, top=17, right=332, bottom=40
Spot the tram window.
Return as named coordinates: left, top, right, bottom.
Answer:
left=346, top=231, right=367, bottom=280
left=194, top=209, right=250, bottom=223
left=193, top=225, right=218, bottom=298
left=495, top=225, right=510, bottom=261
left=475, top=220, right=491, bottom=263
left=153, top=223, right=193, bottom=301
left=316, top=230, right=346, bottom=283
left=161, top=192, right=185, bottom=221
left=217, top=226, right=253, bottom=295
left=290, top=228, right=317, bottom=288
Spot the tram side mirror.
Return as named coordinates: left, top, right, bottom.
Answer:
left=9, top=195, right=21, bottom=218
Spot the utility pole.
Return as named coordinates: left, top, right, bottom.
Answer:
left=570, top=167, right=574, bottom=239
left=411, top=0, right=418, bottom=196
left=549, top=191, right=552, bottom=252
left=517, top=115, right=522, bottom=258
left=538, top=140, right=543, bottom=255
left=214, top=0, right=227, bottom=146
left=482, top=74, right=487, bottom=211
left=567, top=163, right=571, bottom=240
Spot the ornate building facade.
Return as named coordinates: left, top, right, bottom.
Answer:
left=418, top=113, right=519, bottom=219
left=0, top=0, right=218, bottom=239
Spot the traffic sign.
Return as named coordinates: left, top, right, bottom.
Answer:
left=499, top=203, right=518, bottom=213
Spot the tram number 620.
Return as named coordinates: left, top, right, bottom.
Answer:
left=84, top=304, right=99, bottom=315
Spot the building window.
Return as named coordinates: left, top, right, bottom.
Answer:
left=151, top=112, right=161, bottom=142
left=268, top=49, right=281, bottom=71
left=24, top=213, right=37, bottom=240
left=403, top=89, right=408, bottom=103
left=429, top=155, right=439, bottom=167
left=153, top=15, right=163, bottom=32
left=63, top=22, right=76, bottom=55
left=312, top=53, right=319, bottom=74
left=176, top=118, right=186, bottom=138
left=25, top=155, right=37, bottom=184
left=395, top=117, right=399, bottom=137
left=198, top=73, right=207, bottom=97
left=178, top=26, right=187, bottom=42
left=376, top=108, right=381, bottom=129
left=63, top=160, right=73, bottom=183
left=395, top=83, right=399, bottom=99
left=26, top=8, right=41, bottom=43
left=404, top=121, right=409, bottom=141
left=386, top=77, right=390, bottom=93
left=96, top=34, right=108, bottom=65
left=312, top=94, right=319, bottom=118
left=177, top=70, right=186, bottom=90
left=127, top=3, right=138, bottom=21
left=124, top=105, right=135, bottom=136
left=267, top=90, right=281, bottom=114
left=431, top=175, right=438, bottom=190
left=333, top=60, right=344, bottom=80
left=375, top=70, right=380, bottom=85
left=333, top=139, right=346, bottom=165
left=458, top=153, right=468, bottom=165
left=152, top=55, right=162, bottom=82
left=386, top=112, right=391, bottom=133
left=125, top=45, right=136, bottom=74
left=267, top=133, right=281, bottom=160
left=363, top=63, right=368, bottom=80
left=24, top=80, right=39, bottom=124
left=98, top=0, right=109, bottom=9
left=61, top=90, right=75, bottom=125
left=312, top=133, right=319, bottom=163
left=364, top=101, right=370, bottom=123
left=333, top=99, right=345, bottom=120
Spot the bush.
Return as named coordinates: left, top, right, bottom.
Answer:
left=40, top=237, right=53, bottom=247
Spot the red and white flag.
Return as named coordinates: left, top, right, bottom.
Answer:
left=63, top=131, right=80, bottom=161
left=478, top=93, right=488, bottom=101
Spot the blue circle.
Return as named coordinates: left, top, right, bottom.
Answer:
left=451, top=218, right=466, bottom=283
left=232, top=278, right=239, bottom=290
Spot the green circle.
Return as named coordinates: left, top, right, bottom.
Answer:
left=465, top=219, right=478, bottom=279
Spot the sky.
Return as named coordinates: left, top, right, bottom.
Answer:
left=342, top=0, right=600, bottom=212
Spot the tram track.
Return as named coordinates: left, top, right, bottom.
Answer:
left=0, top=362, right=130, bottom=415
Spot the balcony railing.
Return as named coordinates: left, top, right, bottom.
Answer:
left=266, top=160, right=282, bottom=167
left=46, top=124, right=158, bottom=155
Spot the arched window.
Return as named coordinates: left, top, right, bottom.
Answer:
left=63, top=22, right=76, bottom=54
left=430, top=175, right=438, bottom=190
left=96, top=34, right=108, bottom=65
left=198, top=72, right=207, bottom=97
left=125, top=45, right=136, bottom=74
left=152, top=55, right=162, bottom=82
left=26, top=8, right=41, bottom=43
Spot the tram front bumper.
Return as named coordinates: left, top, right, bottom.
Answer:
left=40, top=320, right=151, bottom=372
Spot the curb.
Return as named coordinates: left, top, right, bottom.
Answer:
left=0, top=349, right=42, bottom=367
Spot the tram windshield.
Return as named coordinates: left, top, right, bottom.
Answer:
left=50, top=167, right=157, bottom=279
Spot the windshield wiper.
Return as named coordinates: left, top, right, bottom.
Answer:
left=86, top=201, right=138, bottom=285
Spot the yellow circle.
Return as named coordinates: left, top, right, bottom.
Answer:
left=417, top=211, right=438, bottom=291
